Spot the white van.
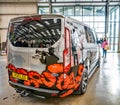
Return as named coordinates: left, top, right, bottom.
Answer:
left=7, top=14, right=100, bottom=98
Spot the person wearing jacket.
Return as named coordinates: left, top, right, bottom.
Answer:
left=101, top=38, right=108, bottom=58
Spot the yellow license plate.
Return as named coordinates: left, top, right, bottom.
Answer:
left=12, top=72, right=28, bottom=80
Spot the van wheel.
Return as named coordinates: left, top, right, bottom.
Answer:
left=79, top=70, right=88, bottom=94
left=74, top=69, right=88, bottom=95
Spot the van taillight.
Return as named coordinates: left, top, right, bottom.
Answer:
left=63, top=27, right=71, bottom=73
left=63, top=49, right=71, bottom=73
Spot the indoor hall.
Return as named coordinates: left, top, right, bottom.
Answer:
left=0, top=0, right=120, bottom=105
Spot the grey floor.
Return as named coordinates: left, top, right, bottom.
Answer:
left=0, top=53, right=120, bottom=105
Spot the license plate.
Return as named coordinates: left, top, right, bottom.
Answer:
left=12, top=72, right=28, bottom=80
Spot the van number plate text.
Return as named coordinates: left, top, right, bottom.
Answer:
left=12, top=72, right=28, bottom=81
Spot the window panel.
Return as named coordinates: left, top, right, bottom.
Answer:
left=53, top=7, right=63, bottom=15
left=95, top=6, right=105, bottom=16
left=39, top=7, right=49, bottom=14
left=108, top=37, right=118, bottom=52
left=73, top=16, right=82, bottom=22
left=116, top=7, right=119, bottom=22
left=85, top=27, right=95, bottom=43
left=75, top=6, right=82, bottom=16
left=94, top=16, right=105, bottom=22
left=83, top=6, right=93, bottom=16
left=83, top=16, right=93, bottom=22
left=94, top=22, right=105, bottom=33
left=64, top=6, right=74, bottom=16
left=108, top=6, right=119, bottom=52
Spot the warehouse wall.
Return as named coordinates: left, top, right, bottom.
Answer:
left=0, top=1, right=37, bottom=50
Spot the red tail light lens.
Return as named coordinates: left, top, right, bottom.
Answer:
left=63, top=27, right=71, bottom=73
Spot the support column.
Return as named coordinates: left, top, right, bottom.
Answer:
left=105, top=0, right=110, bottom=37
left=118, top=6, right=120, bottom=53
left=49, top=0, right=52, bottom=14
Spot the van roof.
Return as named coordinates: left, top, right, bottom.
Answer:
left=10, top=14, right=65, bottom=23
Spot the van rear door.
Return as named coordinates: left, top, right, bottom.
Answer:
left=8, top=21, right=29, bottom=70
left=8, top=15, right=66, bottom=90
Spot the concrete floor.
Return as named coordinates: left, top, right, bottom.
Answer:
left=0, top=53, right=120, bottom=105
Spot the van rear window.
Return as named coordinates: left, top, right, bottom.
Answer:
left=9, top=19, right=61, bottom=48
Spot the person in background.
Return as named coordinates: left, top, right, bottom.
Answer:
left=101, top=37, right=108, bottom=58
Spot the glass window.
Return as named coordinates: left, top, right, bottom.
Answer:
left=95, top=6, right=105, bottom=16
left=94, top=6, right=105, bottom=39
left=9, top=18, right=61, bottom=48
left=39, top=7, right=49, bottom=14
left=116, top=7, right=119, bottom=22
left=73, top=16, right=82, bottom=22
left=108, top=6, right=119, bottom=52
left=109, top=6, right=119, bottom=22
left=83, top=6, right=93, bottom=16
left=82, top=21, right=93, bottom=29
left=115, top=22, right=119, bottom=37
left=64, top=6, right=74, bottom=16
left=83, top=6, right=93, bottom=30
left=94, top=16, right=105, bottom=22
left=108, top=37, right=118, bottom=52
left=75, top=6, right=82, bottom=16
left=52, top=7, right=63, bottom=15
left=85, top=27, right=95, bottom=43
left=94, top=22, right=105, bottom=33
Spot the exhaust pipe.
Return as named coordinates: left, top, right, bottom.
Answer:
left=16, top=89, right=30, bottom=97
left=20, top=91, right=30, bottom=97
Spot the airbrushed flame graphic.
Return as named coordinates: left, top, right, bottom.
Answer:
left=7, top=63, right=84, bottom=97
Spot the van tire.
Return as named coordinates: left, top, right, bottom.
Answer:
left=79, top=70, right=88, bottom=94
left=74, top=69, right=88, bottom=95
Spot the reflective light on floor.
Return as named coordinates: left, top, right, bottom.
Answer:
left=107, top=69, right=120, bottom=95
left=101, top=54, right=120, bottom=92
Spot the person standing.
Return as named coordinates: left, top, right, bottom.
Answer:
left=101, top=38, right=108, bottom=58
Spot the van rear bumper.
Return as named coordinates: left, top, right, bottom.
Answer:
left=9, top=81, right=60, bottom=97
